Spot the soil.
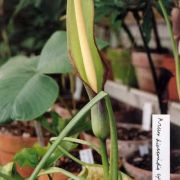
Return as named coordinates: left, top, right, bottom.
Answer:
left=57, top=149, right=102, bottom=173
left=117, top=126, right=152, bottom=141
left=111, top=98, right=142, bottom=124
left=0, top=121, right=51, bottom=138
left=127, top=149, right=180, bottom=174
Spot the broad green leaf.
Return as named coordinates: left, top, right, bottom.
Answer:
left=38, top=31, right=72, bottom=74
left=0, top=56, right=58, bottom=122
left=67, top=0, right=105, bottom=93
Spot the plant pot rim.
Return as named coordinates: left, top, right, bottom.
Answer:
left=123, top=150, right=180, bottom=177
left=116, top=123, right=151, bottom=143
left=0, top=132, right=38, bottom=140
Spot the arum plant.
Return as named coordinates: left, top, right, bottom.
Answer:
left=67, top=0, right=118, bottom=179
left=29, top=0, right=125, bottom=179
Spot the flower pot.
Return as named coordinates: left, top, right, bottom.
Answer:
left=132, top=51, right=179, bottom=101
left=0, top=133, right=38, bottom=165
left=106, top=48, right=137, bottom=86
left=16, top=164, right=34, bottom=178
left=124, top=150, right=180, bottom=180
left=0, top=133, right=39, bottom=177
left=106, top=123, right=151, bottom=158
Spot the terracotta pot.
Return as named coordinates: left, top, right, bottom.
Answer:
left=0, top=133, right=41, bottom=177
left=132, top=51, right=179, bottom=101
left=16, top=164, right=34, bottom=178
left=83, top=123, right=151, bottom=158
left=106, top=123, right=151, bottom=158
left=0, top=133, right=38, bottom=165
left=124, top=154, right=180, bottom=180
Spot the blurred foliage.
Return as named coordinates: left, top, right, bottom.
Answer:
left=94, top=0, right=174, bottom=45
left=0, top=0, right=66, bottom=61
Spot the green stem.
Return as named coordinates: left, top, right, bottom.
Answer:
left=99, top=139, right=109, bottom=180
left=29, top=91, right=107, bottom=180
left=105, top=95, right=118, bottom=180
left=158, top=0, right=180, bottom=98
left=38, top=167, right=83, bottom=180
left=50, top=137, right=101, bottom=154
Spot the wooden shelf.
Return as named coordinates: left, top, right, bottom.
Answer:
left=105, top=80, right=180, bottom=126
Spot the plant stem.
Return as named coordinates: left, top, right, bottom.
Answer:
left=39, top=167, right=83, bottom=180
left=105, top=95, right=118, bottom=180
left=99, top=139, right=109, bottom=180
left=29, top=91, right=107, bottom=180
left=51, top=137, right=101, bottom=154
left=133, top=11, right=165, bottom=113
left=151, top=8, right=162, bottom=51
left=122, top=22, right=137, bottom=48
left=34, top=120, right=45, bottom=147
left=158, top=0, right=180, bottom=98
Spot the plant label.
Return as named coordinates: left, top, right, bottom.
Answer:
left=79, top=149, right=94, bottom=164
left=73, top=77, right=83, bottom=101
left=142, top=102, right=152, bottom=131
left=139, top=144, right=149, bottom=156
left=152, top=115, right=170, bottom=180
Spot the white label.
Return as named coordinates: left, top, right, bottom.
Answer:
left=142, top=102, right=152, bottom=131
left=79, top=149, right=94, bottom=164
left=73, top=77, right=83, bottom=101
left=152, top=115, right=170, bottom=180
left=139, top=144, right=149, bottom=156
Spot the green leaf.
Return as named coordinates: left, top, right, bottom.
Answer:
left=14, top=144, right=47, bottom=168
left=38, top=31, right=72, bottom=74
left=14, top=148, right=40, bottom=168
left=0, top=56, right=59, bottom=122
left=14, top=141, right=77, bottom=169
